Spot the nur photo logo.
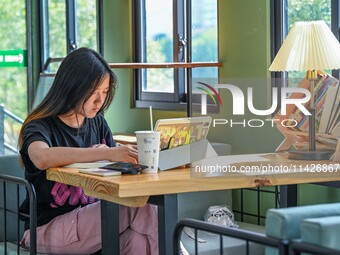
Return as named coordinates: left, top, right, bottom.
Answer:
left=196, top=82, right=223, bottom=115
left=195, top=82, right=312, bottom=128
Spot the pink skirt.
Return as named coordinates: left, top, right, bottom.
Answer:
left=21, top=201, right=158, bottom=255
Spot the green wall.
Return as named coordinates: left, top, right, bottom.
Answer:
left=102, top=1, right=185, bottom=134
left=101, top=0, right=340, bottom=220
left=210, top=0, right=283, bottom=154
left=103, top=0, right=282, bottom=154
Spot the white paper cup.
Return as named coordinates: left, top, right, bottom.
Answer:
left=135, top=131, right=161, bottom=174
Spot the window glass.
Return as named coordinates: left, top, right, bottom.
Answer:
left=0, top=0, right=27, bottom=154
left=143, top=0, right=174, bottom=92
left=46, top=0, right=67, bottom=72
left=76, top=0, right=98, bottom=50
left=49, top=0, right=67, bottom=59
left=45, top=0, right=99, bottom=72
left=286, top=0, right=332, bottom=84
left=135, top=0, right=218, bottom=108
left=288, top=0, right=331, bottom=28
left=192, top=0, right=218, bottom=79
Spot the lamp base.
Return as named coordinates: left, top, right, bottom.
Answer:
left=288, top=150, right=334, bottom=160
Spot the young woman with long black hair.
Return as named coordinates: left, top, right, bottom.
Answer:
left=19, top=48, right=158, bottom=254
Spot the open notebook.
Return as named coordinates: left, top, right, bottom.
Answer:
left=63, top=160, right=112, bottom=169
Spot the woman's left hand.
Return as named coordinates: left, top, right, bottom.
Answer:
left=91, top=144, right=109, bottom=148
left=108, top=144, right=138, bottom=163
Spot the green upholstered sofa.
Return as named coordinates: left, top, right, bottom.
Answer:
left=265, top=202, right=340, bottom=255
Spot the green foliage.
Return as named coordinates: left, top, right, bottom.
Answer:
left=48, top=0, right=98, bottom=59
left=288, top=0, right=331, bottom=28
left=0, top=0, right=27, bottom=150
left=287, top=0, right=331, bottom=86
left=0, top=0, right=98, bottom=151
left=146, top=39, right=174, bottom=92
left=49, top=0, right=67, bottom=58
left=145, top=26, right=218, bottom=91
left=0, top=0, right=27, bottom=119
left=76, top=0, right=98, bottom=50
left=192, top=28, right=218, bottom=79
left=0, top=0, right=98, bottom=116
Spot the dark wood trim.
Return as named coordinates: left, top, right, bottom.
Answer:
left=109, top=62, right=222, bottom=69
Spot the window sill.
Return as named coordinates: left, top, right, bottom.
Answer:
left=109, top=62, right=222, bottom=69
left=135, top=100, right=219, bottom=113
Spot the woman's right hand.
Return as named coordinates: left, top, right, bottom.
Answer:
left=27, top=141, right=139, bottom=170
left=110, top=144, right=138, bottom=163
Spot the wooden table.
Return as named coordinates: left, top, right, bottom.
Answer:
left=46, top=152, right=340, bottom=255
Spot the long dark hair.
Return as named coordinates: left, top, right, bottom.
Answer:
left=19, top=47, right=117, bottom=149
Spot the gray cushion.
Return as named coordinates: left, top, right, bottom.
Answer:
left=301, top=216, right=340, bottom=251
left=0, top=154, right=24, bottom=177
left=265, top=203, right=340, bottom=239
left=0, top=154, right=26, bottom=242
left=265, top=203, right=340, bottom=255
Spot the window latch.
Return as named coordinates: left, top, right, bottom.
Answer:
left=178, top=34, right=187, bottom=61
left=69, top=40, right=78, bottom=52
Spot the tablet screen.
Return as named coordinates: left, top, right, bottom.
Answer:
left=154, top=116, right=212, bottom=150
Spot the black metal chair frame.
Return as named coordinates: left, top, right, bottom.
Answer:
left=174, top=218, right=289, bottom=255
left=0, top=174, right=37, bottom=255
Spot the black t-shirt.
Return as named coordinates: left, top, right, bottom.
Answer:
left=20, top=114, right=115, bottom=229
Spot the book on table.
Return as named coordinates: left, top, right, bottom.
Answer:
left=77, top=168, right=122, bottom=176
left=63, top=161, right=112, bottom=169
left=63, top=161, right=121, bottom=176
left=64, top=161, right=147, bottom=175
left=274, top=70, right=340, bottom=150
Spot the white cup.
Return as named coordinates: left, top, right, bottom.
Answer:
left=135, top=131, right=161, bottom=174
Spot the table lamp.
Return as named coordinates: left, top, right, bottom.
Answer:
left=269, top=20, right=340, bottom=160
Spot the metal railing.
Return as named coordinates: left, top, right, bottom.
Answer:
left=291, top=240, right=340, bottom=255
left=174, top=218, right=289, bottom=255
left=0, top=104, right=24, bottom=154
left=0, top=174, right=37, bottom=255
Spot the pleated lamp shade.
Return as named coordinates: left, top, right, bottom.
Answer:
left=269, top=20, right=340, bottom=71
